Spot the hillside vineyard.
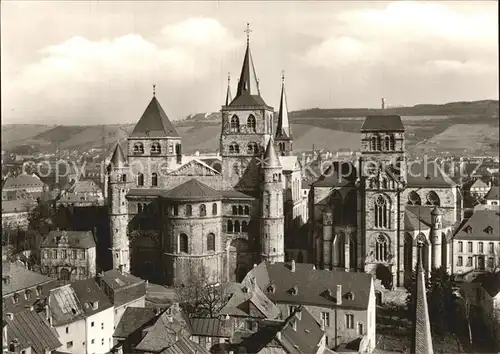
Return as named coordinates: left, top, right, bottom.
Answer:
left=107, top=34, right=461, bottom=287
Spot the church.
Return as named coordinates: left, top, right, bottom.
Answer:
left=106, top=29, right=305, bottom=285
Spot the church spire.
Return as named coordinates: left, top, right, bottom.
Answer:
left=411, top=242, right=434, bottom=354
left=225, top=73, right=233, bottom=106
left=276, top=70, right=291, bottom=140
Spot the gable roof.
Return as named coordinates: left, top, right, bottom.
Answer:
left=246, top=262, right=372, bottom=310
left=2, top=261, right=53, bottom=297
left=470, top=178, right=489, bottom=189
left=263, top=138, right=281, bottom=168
left=188, top=317, right=233, bottom=338
left=485, top=186, right=499, bottom=200
left=220, top=282, right=281, bottom=319
left=480, top=273, right=500, bottom=297
left=130, top=96, right=180, bottom=138
left=454, top=210, right=500, bottom=241
left=69, top=180, right=102, bottom=194
left=311, top=161, right=357, bottom=188
left=70, top=279, right=113, bottom=317
left=113, top=307, right=158, bottom=338
left=41, top=230, right=96, bottom=249
left=167, top=158, right=221, bottom=176
left=48, top=284, right=86, bottom=326
left=99, top=269, right=143, bottom=290
left=361, top=115, right=404, bottom=132
left=3, top=174, right=44, bottom=190
left=162, top=178, right=222, bottom=202
left=5, top=309, right=62, bottom=354
left=158, top=337, right=211, bottom=354
left=406, top=161, right=456, bottom=188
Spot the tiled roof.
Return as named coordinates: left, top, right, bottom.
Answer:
left=5, top=309, right=62, bottom=354
left=485, top=186, right=499, bottom=200
left=41, top=230, right=96, bottom=249
left=406, top=161, right=456, bottom=188
left=163, top=179, right=222, bottom=201
left=2, top=261, right=53, bottom=297
left=130, top=97, right=180, bottom=138
left=480, top=273, right=500, bottom=297
left=470, top=178, right=489, bottom=189
left=99, top=269, right=143, bottom=290
left=159, top=337, right=211, bottom=354
left=98, top=269, right=146, bottom=307
left=127, top=188, right=163, bottom=198
left=221, top=189, right=257, bottom=200
left=188, top=317, right=233, bottom=338
left=110, top=143, right=127, bottom=167
left=69, top=180, right=101, bottom=194
left=360, top=115, right=404, bottom=132
left=454, top=210, right=500, bottom=241
left=311, top=161, right=357, bottom=188
left=263, top=138, right=281, bottom=168
left=70, top=279, right=113, bottom=317
left=57, top=194, right=101, bottom=204
left=279, top=307, right=324, bottom=354
left=3, top=174, right=44, bottom=190
left=48, top=284, right=86, bottom=326
left=1, top=199, right=36, bottom=213
left=246, top=262, right=372, bottom=310
left=113, top=307, right=158, bottom=338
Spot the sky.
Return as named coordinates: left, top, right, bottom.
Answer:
left=1, top=1, right=498, bottom=125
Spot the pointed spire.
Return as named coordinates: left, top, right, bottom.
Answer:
left=411, top=242, right=434, bottom=354
left=110, top=143, right=126, bottom=168
left=130, top=97, right=180, bottom=138
left=225, top=73, right=233, bottom=106
left=263, top=138, right=281, bottom=168
left=276, top=70, right=292, bottom=140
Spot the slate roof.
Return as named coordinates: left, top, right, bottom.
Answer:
left=453, top=210, right=500, bottom=241
left=127, top=188, right=163, bottom=198
left=1, top=199, right=36, bottom=213
left=246, top=262, right=372, bottom=310
left=221, top=189, right=257, bottom=200
left=2, top=261, right=53, bottom=297
left=163, top=179, right=222, bottom=202
left=360, top=115, right=404, bottom=132
left=130, top=96, right=180, bottom=138
left=480, top=273, right=500, bottom=297
left=485, top=186, right=499, bottom=200
left=110, top=143, right=127, bottom=167
left=276, top=79, right=292, bottom=140
left=99, top=269, right=143, bottom=290
left=69, top=180, right=101, bottom=194
left=404, top=205, right=453, bottom=232
left=188, top=317, right=233, bottom=338
left=113, top=307, right=158, bottom=338
left=4, top=309, right=62, bottom=354
left=220, top=282, right=281, bottom=319
left=70, top=279, right=113, bottom=317
left=263, top=138, right=281, bottom=168
left=48, top=284, right=86, bottom=326
left=3, top=174, right=44, bottom=190
left=41, top=230, right=96, bottom=249
left=311, top=161, right=357, bottom=188
left=158, top=337, right=211, bottom=354
left=98, top=269, right=146, bottom=307
left=470, top=178, right=489, bottom=189
left=406, top=161, right=456, bottom=188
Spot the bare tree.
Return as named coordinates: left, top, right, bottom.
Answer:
left=174, top=264, right=230, bottom=318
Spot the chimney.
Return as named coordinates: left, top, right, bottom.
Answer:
left=336, top=285, right=342, bottom=305
left=291, top=260, right=296, bottom=272
left=276, top=331, right=282, bottom=340
left=44, top=304, right=50, bottom=323
left=6, top=313, right=13, bottom=320
left=9, top=338, right=20, bottom=354
left=253, top=263, right=257, bottom=268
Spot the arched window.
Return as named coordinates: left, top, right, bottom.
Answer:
left=426, top=191, right=440, bottom=206
left=212, top=203, right=217, bottom=215
left=234, top=220, right=241, bottom=233
left=371, top=137, right=377, bottom=151
left=247, top=115, right=256, bottom=132
left=238, top=205, right=243, bottom=215
left=232, top=205, right=238, bottom=215
left=175, top=143, right=182, bottom=155
left=173, top=204, right=179, bottom=216
left=185, top=205, right=192, bottom=217
left=207, top=233, right=215, bottom=251
left=151, top=173, right=158, bottom=187
left=375, top=234, right=388, bottom=262
left=121, top=174, right=127, bottom=182
left=384, top=136, right=390, bottom=151
left=229, top=142, right=240, bottom=154
left=227, top=220, right=233, bottom=233
left=200, top=204, right=206, bottom=217
left=390, top=135, right=396, bottom=150
left=230, top=115, right=240, bottom=133
left=376, top=136, right=381, bottom=151
left=179, top=234, right=188, bottom=253
left=241, top=221, right=248, bottom=232
left=247, top=142, right=258, bottom=155
left=233, top=163, right=240, bottom=176
left=408, top=191, right=421, bottom=205
left=374, top=195, right=388, bottom=228
left=133, top=142, right=144, bottom=154
left=137, top=173, right=144, bottom=187
left=137, top=203, right=143, bottom=213
left=244, top=206, right=250, bottom=215
left=151, top=142, right=161, bottom=154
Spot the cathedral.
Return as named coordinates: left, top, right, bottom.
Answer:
left=310, top=115, right=463, bottom=288
left=107, top=31, right=305, bottom=285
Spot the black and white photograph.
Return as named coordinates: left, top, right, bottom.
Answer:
left=1, top=1, right=499, bottom=353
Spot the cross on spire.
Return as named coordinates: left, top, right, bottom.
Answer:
left=281, top=70, right=285, bottom=84
left=228, top=72, right=231, bottom=84
left=153, top=84, right=156, bottom=97
left=244, top=23, right=252, bottom=44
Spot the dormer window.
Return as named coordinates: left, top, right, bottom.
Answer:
left=290, top=286, right=298, bottom=296
left=484, top=226, right=493, bottom=234
left=25, top=290, right=32, bottom=300
left=345, top=292, right=354, bottom=300
left=267, top=285, right=275, bottom=294
left=36, top=286, right=42, bottom=297
left=13, top=293, right=20, bottom=304
left=133, top=142, right=144, bottom=154
left=151, top=142, right=161, bottom=154
left=242, top=286, right=248, bottom=293
left=464, top=225, right=472, bottom=234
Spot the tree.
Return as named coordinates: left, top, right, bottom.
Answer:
left=174, top=265, right=230, bottom=318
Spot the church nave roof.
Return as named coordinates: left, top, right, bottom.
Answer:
left=162, top=178, right=222, bottom=202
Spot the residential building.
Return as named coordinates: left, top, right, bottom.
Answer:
left=4, top=308, right=62, bottom=354
left=40, top=230, right=97, bottom=281
left=485, top=186, right=499, bottom=206
left=96, top=269, right=146, bottom=328
left=2, top=260, right=55, bottom=314
left=469, top=178, right=491, bottom=198
left=2, top=173, right=44, bottom=194
left=451, top=210, right=500, bottom=275
left=188, top=317, right=233, bottom=352
left=244, top=261, right=376, bottom=352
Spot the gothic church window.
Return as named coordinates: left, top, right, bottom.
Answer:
left=375, top=234, right=388, bottom=262
left=426, top=191, right=440, bottom=206
left=121, top=174, right=127, bottom=182
left=234, top=221, right=240, bottom=233
left=200, top=204, right=206, bottom=217
left=408, top=191, right=421, bottom=205
left=230, top=115, right=240, bottom=133
left=137, top=173, right=144, bottom=187
left=185, top=205, right=192, bottom=217
left=229, top=142, right=240, bottom=154
left=238, top=205, right=243, bottom=215
left=173, top=205, right=179, bottom=216
left=212, top=203, right=217, bottom=215
left=242, top=221, right=248, bottom=232
left=151, top=142, right=161, bottom=154
left=232, top=206, right=238, bottom=215
left=179, top=234, right=188, bottom=253
left=133, top=143, right=144, bottom=154
left=244, top=206, right=250, bottom=215
left=207, top=233, right=215, bottom=251
left=374, top=195, right=388, bottom=228
left=247, top=115, right=256, bottom=132
left=151, top=173, right=158, bottom=187
left=247, top=142, right=258, bottom=155
left=227, top=220, right=233, bottom=233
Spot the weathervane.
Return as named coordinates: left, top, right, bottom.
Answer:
left=244, top=23, right=252, bottom=43
left=153, top=84, right=156, bottom=97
